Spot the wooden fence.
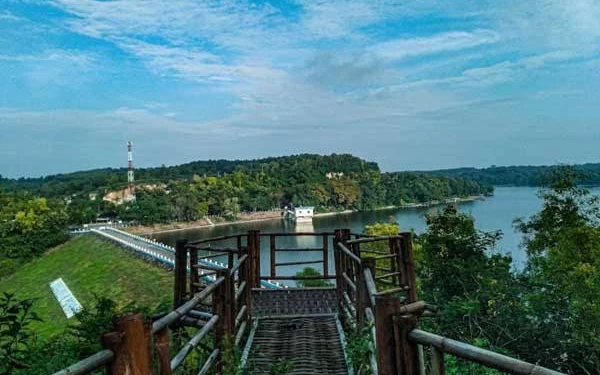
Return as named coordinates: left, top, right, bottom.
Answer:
left=53, top=229, right=565, bottom=375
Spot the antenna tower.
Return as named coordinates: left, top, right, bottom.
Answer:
left=127, top=141, right=136, bottom=200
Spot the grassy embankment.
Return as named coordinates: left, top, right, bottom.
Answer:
left=0, top=235, right=173, bottom=339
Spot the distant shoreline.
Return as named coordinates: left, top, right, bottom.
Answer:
left=125, top=195, right=485, bottom=236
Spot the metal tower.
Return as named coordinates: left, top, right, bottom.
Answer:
left=127, top=141, right=135, bottom=200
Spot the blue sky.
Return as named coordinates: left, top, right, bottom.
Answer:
left=1, top=0, right=599, bottom=178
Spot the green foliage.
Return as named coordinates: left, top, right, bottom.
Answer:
left=345, top=325, right=374, bottom=375
left=221, top=335, right=249, bottom=375
left=364, top=222, right=400, bottom=236
left=67, top=297, right=117, bottom=356
left=0, top=191, right=69, bottom=265
left=417, top=206, right=526, bottom=366
left=515, top=168, right=600, bottom=373
left=0, top=235, right=173, bottom=339
left=269, top=358, right=294, bottom=375
left=0, top=293, right=41, bottom=375
left=295, top=267, right=332, bottom=287
left=1, top=154, right=491, bottom=226
left=427, top=162, right=600, bottom=187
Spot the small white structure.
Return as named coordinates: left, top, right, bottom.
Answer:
left=294, top=206, right=314, bottom=222
left=49, top=278, right=83, bottom=318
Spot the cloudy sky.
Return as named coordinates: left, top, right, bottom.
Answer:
left=1, top=1, right=599, bottom=178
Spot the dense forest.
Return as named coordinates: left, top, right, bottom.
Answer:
left=0, top=154, right=491, bottom=225
left=425, top=162, right=600, bottom=187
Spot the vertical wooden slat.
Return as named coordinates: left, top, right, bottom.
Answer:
left=431, top=347, right=445, bottom=375
left=247, top=230, right=261, bottom=288
left=243, top=249, right=252, bottom=321
left=270, top=234, right=276, bottom=278
left=393, top=319, right=403, bottom=375
left=189, top=247, right=199, bottom=295
left=213, top=268, right=235, bottom=372
left=350, top=242, right=360, bottom=301
left=333, top=229, right=343, bottom=310
left=400, top=233, right=418, bottom=303
left=388, top=237, right=400, bottom=286
left=174, top=240, right=188, bottom=308
left=374, top=295, right=398, bottom=375
left=155, top=329, right=172, bottom=375
left=356, top=263, right=365, bottom=325
left=254, top=231, right=261, bottom=287
left=397, top=316, right=419, bottom=375
left=322, top=234, right=329, bottom=277
left=228, top=251, right=234, bottom=271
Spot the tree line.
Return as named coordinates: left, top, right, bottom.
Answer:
left=2, top=154, right=492, bottom=226
left=425, top=162, right=600, bottom=187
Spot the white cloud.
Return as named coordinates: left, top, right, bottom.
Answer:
left=369, top=29, right=500, bottom=61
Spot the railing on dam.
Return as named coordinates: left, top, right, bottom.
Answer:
left=52, top=229, right=566, bottom=375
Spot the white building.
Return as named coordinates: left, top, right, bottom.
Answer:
left=294, top=206, right=314, bottom=222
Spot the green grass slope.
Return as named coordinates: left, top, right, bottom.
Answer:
left=0, top=235, right=173, bottom=338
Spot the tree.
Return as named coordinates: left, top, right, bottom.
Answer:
left=295, top=267, right=332, bottom=287
left=0, top=293, right=41, bottom=375
left=418, top=206, right=526, bottom=363
left=516, top=168, right=600, bottom=373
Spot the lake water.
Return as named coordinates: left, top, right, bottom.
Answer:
left=152, top=186, right=600, bottom=276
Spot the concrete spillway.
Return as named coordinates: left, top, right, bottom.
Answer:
left=91, top=227, right=283, bottom=289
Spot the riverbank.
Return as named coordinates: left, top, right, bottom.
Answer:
left=125, top=210, right=283, bottom=235
left=125, top=195, right=484, bottom=236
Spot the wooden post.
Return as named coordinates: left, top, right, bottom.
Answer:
left=333, top=229, right=343, bottom=310
left=247, top=230, right=261, bottom=288
left=103, top=313, right=153, bottom=375
left=174, top=240, right=188, bottom=308
left=270, top=234, right=276, bottom=278
left=356, top=262, right=366, bottom=324
left=431, top=347, right=445, bottom=375
left=374, top=295, right=400, bottom=375
left=243, top=248, right=253, bottom=320
left=322, top=234, right=329, bottom=277
left=400, top=233, right=418, bottom=303
left=228, top=251, right=234, bottom=270
left=388, top=237, right=400, bottom=286
left=154, top=329, right=172, bottom=375
left=189, top=247, right=199, bottom=295
left=213, top=268, right=235, bottom=372
left=395, top=316, right=420, bottom=375
left=237, top=235, right=243, bottom=257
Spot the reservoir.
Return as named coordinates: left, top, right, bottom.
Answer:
left=152, top=186, right=600, bottom=277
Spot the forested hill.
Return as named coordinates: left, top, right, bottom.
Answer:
left=0, top=154, right=490, bottom=225
left=0, top=154, right=378, bottom=197
left=424, top=163, right=600, bottom=187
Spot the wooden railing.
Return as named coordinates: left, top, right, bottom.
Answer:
left=53, top=229, right=566, bottom=375
left=335, top=233, right=565, bottom=375
left=53, top=233, right=254, bottom=375
left=260, top=231, right=337, bottom=282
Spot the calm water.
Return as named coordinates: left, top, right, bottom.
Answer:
left=152, top=187, right=600, bottom=276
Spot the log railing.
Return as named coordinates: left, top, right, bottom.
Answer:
left=260, top=231, right=337, bottom=282
left=336, top=232, right=566, bottom=375
left=53, top=228, right=566, bottom=375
